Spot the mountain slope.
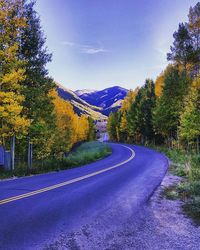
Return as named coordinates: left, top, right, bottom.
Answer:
left=77, top=86, right=128, bottom=115
left=75, top=89, right=96, bottom=96
left=57, top=84, right=106, bottom=120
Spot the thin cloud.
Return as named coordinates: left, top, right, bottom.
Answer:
left=81, top=48, right=110, bottom=54
left=61, top=41, right=110, bottom=54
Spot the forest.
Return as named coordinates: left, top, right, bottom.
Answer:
left=108, top=2, right=200, bottom=154
left=107, top=2, right=200, bottom=220
left=0, top=0, right=96, bottom=171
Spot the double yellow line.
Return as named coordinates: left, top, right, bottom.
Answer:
left=0, top=145, right=135, bottom=205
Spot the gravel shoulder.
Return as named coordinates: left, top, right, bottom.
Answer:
left=134, top=172, right=200, bottom=250
left=45, top=172, right=200, bottom=250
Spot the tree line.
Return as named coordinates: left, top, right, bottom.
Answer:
left=0, top=0, right=96, bottom=166
left=108, top=2, right=200, bottom=153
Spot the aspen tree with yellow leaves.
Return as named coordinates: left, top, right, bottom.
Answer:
left=77, top=115, right=90, bottom=142
left=119, top=88, right=138, bottom=141
left=50, top=90, right=76, bottom=158
left=0, top=0, right=30, bottom=146
left=50, top=90, right=94, bottom=159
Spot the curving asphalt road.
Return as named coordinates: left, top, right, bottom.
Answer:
left=0, top=143, right=168, bottom=250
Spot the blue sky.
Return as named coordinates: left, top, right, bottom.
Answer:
left=35, top=0, right=198, bottom=91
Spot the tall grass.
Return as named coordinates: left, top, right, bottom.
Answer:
left=156, top=145, right=200, bottom=225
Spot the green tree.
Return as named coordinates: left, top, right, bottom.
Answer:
left=126, top=79, right=156, bottom=144
left=87, top=117, right=96, bottom=141
left=126, top=93, right=141, bottom=142
left=20, top=1, right=55, bottom=159
left=153, top=66, right=191, bottom=146
left=179, top=77, right=200, bottom=153
left=188, top=2, right=200, bottom=75
left=107, top=112, right=120, bottom=141
left=167, top=23, right=193, bottom=70
left=167, top=2, right=200, bottom=75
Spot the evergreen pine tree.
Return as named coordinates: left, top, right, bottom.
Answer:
left=20, top=1, right=55, bottom=159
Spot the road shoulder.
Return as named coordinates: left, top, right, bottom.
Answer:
left=136, top=172, right=200, bottom=250
left=44, top=171, right=200, bottom=250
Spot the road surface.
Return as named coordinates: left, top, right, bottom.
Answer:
left=0, top=143, right=168, bottom=250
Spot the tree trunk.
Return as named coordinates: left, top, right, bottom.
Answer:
left=28, top=138, right=33, bottom=171
left=197, top=136, right=200, bottom=155
left=11, top=134, right=15, bottom=175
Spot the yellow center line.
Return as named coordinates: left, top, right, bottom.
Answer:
left=0, top=145, right=135, bottom=205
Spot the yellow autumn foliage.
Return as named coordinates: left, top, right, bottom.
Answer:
left=155, top=73, right=164, bottom=97
left=0, top=0, right=29, bottom=144
left=120, top=88, right=139, bottom=113
left=50, top=90, right=91, bottom=157
left=119, top=88, right=139, bottom=133
left=0, top=92, right=30, bottom=140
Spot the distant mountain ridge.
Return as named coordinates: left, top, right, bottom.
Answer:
left=56, top=84, right=106, bottom=120
left=75, top=89, right=96, bottom=96
left=57, top=84, right=128, bottom=118
left=76, top=86, right=128, bottom=116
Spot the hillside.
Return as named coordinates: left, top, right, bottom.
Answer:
left=56, top=84, right=106, bottom=120
left=76, top=86, right=128, bottom=115
left=75, top=89, right=96, bottom=96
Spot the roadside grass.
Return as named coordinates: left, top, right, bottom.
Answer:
left=157, top=146, right=200, bottom=225
left=152, top=146, right=190, bottom=176
left=0, top=141, right=112, bottom=179
left=161, top=185, right=180, bottom=200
